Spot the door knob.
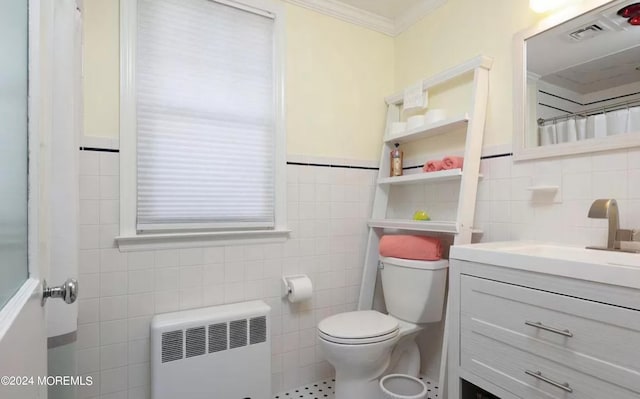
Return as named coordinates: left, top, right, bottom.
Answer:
left=42, top=278, right=78, bottom=306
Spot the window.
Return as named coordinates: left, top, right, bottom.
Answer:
left=119, top=0, right=286, bottom=247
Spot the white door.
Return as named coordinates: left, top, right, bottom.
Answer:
left=0, top=1, right=76, bottom=398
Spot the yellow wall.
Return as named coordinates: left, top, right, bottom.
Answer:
left=82, top=0, right=394, bottom=161
left=394, top=0, right=542, bottom=151
left=83, top=0, right=120, bottom=139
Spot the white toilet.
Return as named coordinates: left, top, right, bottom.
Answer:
left=317, top=256, right=448, bottom=398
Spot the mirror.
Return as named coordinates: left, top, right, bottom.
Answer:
left=514, top=0, right=640, bottom=160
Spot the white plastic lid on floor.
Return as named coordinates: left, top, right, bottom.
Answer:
left=318, top=310, right=399, bottom=339
left=380, top=374, right=427, bottom=399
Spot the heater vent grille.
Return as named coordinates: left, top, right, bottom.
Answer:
left=161, top=330, right=183, bottom=363
left=250, top=316, right=267, bottom=345
left=229, top=319, right=247, bottom=349
left=185, top=327, right=206, bottom=358
left=208, top=323, right=228, bottom=353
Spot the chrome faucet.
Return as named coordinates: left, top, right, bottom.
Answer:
left=587, top=199, right=619, bottom=250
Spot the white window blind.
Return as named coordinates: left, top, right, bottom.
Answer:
left=136, top=0, right=276, bottom=231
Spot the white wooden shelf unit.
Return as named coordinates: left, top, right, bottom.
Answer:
left=356, top=55, right=493, bottom=399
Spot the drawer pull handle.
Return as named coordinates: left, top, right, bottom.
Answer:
left=525, top=370, right=573, bottom=393
left=525, top=321, right=573, bottom=337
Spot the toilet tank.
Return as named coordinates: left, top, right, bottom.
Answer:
left=380, top=256, right=448, bottom=323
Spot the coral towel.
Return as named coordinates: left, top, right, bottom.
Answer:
left=423, top=160, right=443, bottom=172
left=379, top=235, right=442, bottom=261
left=442, top=156, right=464, bottom=170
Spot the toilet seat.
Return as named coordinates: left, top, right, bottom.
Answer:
left=317, top=310, right=399, bottom=345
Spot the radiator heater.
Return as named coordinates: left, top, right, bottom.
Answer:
left=151, top=300, right=271, bottom=399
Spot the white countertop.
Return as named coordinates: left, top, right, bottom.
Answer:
left=451, top=241, right=640, bottom=290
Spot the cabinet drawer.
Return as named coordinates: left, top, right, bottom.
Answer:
left=460, top=275, right=640, bottom=393
left=461, top=332, right=639, bottom=399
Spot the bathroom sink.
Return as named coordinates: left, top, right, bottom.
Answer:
left=451, top=241, right=640, bottom=290
left=498, top=243, right=640, bottom=268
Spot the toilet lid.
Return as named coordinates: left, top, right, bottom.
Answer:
left=318, top=311, right=399, bottom=341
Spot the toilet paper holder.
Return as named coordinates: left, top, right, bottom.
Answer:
left=281, top=274, right=308, bottom=296
left=281, top=274, right=313, bottom=303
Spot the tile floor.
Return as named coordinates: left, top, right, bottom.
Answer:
left=274, top=376, right=439, bottom=399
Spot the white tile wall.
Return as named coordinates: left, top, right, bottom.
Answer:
left=76, top=150, right=377, bottom=398
left=475, top=148, right=640, bottom=246
left=77, top=146, right=640, bottom=398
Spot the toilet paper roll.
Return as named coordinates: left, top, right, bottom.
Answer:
left=286, top=275, right=313, bottom=303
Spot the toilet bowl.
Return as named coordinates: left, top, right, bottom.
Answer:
left=317, top=257, right=448, bottom=399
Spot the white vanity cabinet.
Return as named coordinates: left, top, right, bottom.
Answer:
left=447, top=243, right=640, bottom=399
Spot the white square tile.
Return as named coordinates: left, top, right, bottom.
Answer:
left=245, top=260, right=264, bottom=281
left=179, top=248, right=204, bottom=266
left=592, top=170, right=628, bottom=199
left=224, top=246, right=245, bottom=262
left=202, top=263, right=225, bottom=285
left=592, top=149, right=627, bottom=171
left=153, top=249, right=178, bottom=268
left=80, top=249, right=100, bottom=274
left=79, top=298, right=99, bottom=325
left=100, top=319, right=128, bottom=345
left=561, top=155, right=592, bottom=174
left=563, top=172, right=591, bottom=200
left=77, top=347, right=100, bottom=374
left=128, top=385, right=149, bottom=399
left=128, top=316, right=152, bottom=341
left=154, top=290, right=180, bottom=314
left=179, top=286, right=203, bottom=310
left=629, top=169, right=640, bottom=199
left=202, top=285, right=224, bottom=306
left=224, top=282, right=245, bottom=303
left=100, top=343, right=128, bottom=370
left=99, top=175, right=119, bottom=200
left=179, top=265, right=203, bottom=288
left=80, top=151, right=100, bottom=175
left=127, top=363, right=149, bottom=389
left=204, top=247, right=225, bottom=264
left=79, top=273, right=99, bottom=299
left=79, top=225, right=100, bottom=249
left=98, top=224, right=119, bottom=249
left=100, top=272, right=128, bottom=297
left=128, top=270, right=154, bottom=294
left=101, top=390, right=128, bottom=399
left=77, top=372, right=99, bottom=399
left=128, top=293, right=155, bottom=317
left=77, top=323, right=99, bottom=349
left=80, top=200, right=100, bottom=225
left=155, top=268, right=179, bottom=291
left=80, top=175, right=100, bottom=200
left=127, top=251, right=154, bottom=270
left=628, top=148, right=640, bottom=169
left=100, top=366, right=128, bottom=394
left=99, top=153, right=119, bottom=176
left=100, top=249, right=127, bottom=272
left=99, top=295, right=127, bottom=321
left=128, top=339, right=149, bottom=365
left=224, top=261, right=245, bottom=283
left=99, top=200, right=119, bottom=225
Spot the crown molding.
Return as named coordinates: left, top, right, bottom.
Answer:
left=284, top=0, right=447, bottom=37
left=284, top=0, right=395, bottom=35
left=394, top=0, right=447, bottom=36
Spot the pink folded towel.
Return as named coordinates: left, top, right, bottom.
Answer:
left=379, top=235, right=442, bottom=261
left=442, top=156, right=464, bottom=170
left=423, top=160, right=443, bottom=172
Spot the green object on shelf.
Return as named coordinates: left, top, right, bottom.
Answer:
left=413, top=210, right=431, bottom=221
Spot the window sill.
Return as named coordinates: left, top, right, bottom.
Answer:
left=115, top=229, right=291, bottom=252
